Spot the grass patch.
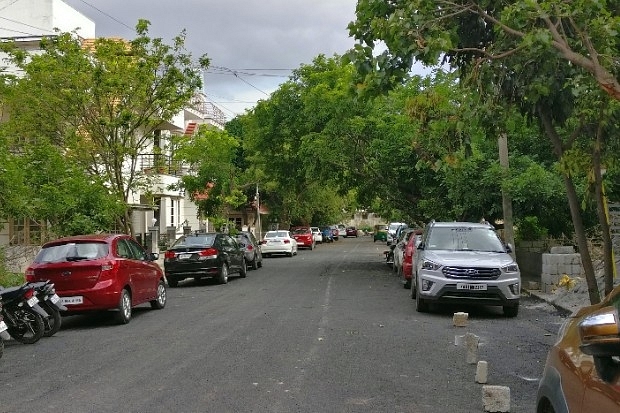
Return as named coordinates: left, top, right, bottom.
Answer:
left=0, top=271, right=26, bottom=287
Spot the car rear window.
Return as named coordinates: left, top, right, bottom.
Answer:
left=293, top=228, right=310, bottom=234
left=35, top=242, right=109, bottom=263
left=172, top=235, right=216, bottom=247
left=265, top=231, right=289, bottom=238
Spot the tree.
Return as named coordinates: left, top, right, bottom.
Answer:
left=0, top=20, right=209, bottom=235
left=347, top=0, right=620, bottom=303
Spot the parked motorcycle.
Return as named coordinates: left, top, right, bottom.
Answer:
left=384, top=243, right=396, bottom=268
left=27, top=281, right=66, bottom=337
left=0, top=297, right=9, bottom=358
left=0, top=284, right=47, bottom=344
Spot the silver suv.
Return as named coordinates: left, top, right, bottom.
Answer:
left=412, top=221, right=521, bottom=317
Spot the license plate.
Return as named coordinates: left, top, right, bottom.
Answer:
left=178, top=253, right=192, bottom=260
left=50, top=294, right=60, bottom=304
left=60, top=296, right=84, bottom=305
left=0, top=321, right=7, bottom=333
left=457, top=283, right=487, bottom=291
left=27, top=296, right=39, bottom=307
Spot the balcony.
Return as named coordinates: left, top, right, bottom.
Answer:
left=138, top=153, right=188, bottom=177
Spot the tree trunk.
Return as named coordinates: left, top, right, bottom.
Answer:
left=539, top=108, right=601, bottom=304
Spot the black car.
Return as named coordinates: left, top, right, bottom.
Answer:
left=164, top=233, right=247, bottom=287
left=235, top=231, right=263, bottom=270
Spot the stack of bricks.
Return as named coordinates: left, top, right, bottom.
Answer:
left=541, top=246, right=583, bottom=293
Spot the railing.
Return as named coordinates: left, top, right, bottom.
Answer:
left=138, top=153, right=187, bottom=177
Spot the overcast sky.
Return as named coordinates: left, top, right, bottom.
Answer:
left=63, top=0, right=360, bottom=120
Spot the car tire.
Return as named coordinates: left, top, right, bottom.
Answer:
left=415, top=284, right=429, bottom=313
left=218, top=264, right=229, bottom=284
left=403, top=278, right=411, bottom=290
left=150, top=280, right=167, bottom=309
left=411, top=275, right=417, bottom=299
left=287, top=251, right=293, bottom=257
left=239, top=258, right=247, bottom=278
left=114, top=289, right=132, bottom=324
left=257, top=258, right=263, bottom=268
left=251, top=255, right=259, bottom=270
left=503, top=304, right=519, bottom=318
left=167, top=278, right=178, bottom=288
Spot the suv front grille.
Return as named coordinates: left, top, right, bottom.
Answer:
left=442, top=266, right=501, bottom=280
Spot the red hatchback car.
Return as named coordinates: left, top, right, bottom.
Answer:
left=25, top=234, right=167, bottom=324
left=401, top=229, right=423, bottom=289
left=292, top=227, right=315, bottom=250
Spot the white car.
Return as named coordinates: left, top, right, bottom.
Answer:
left=261, top=230, right=298, bottom=257
left=310, top=227, right=323, bottom=244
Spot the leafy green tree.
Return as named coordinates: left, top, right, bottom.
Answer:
left=0, top=20, right=209, bottom=235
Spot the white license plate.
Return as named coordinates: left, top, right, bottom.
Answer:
left=178, top=253, right=192, bottom=260
left=50, top=294, right=60, bottom=304
left=457, top=283, right=487, bottom=291
left=27, top=296, right=39, bottom=307
left=0, top=321, right=7, bottom=333
left=60, top=296, right=84, bottom=305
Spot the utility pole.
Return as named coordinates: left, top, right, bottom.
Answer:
left=498, top=133, right=515, bottom=258
left=256, top=183, right=261, bottom=240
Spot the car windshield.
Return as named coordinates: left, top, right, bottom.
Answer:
left=172, top=234, right=216, bottom=247
left=35, top=242, right=109, bottom=263
left=426, top=227, right=505, bottom=252
left=265, top=231, right=289, bottom=238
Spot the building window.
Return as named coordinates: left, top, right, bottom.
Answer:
left=10, top=218, right=47, bottom=246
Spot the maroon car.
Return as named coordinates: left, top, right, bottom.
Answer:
left=25, top=234, right=167, bottom=324
left=292, top=227, right=315, bottom=250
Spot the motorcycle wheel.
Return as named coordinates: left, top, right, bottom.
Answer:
left=40, top=301, right=62, bottom=337
left=7, top=307, right=45, bottom=344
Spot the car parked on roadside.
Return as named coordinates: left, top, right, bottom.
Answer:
left=412, top=221, right=521, bottom=317
left=393, top=228, right=417, bottom=276
left=24, top=233, right=167, bottom=324
left=401, top=229, right=423, bottom=289
left=337, top=224, right=346, bottom=238
left=330, top=225, right=340, bottom=241
left=310, top=226, right=323, bottom=244
left=261, top=230, right=298, bottom=257
left=292, top=227, right=315, bottom=250
left=537, top=283, right=620, bottom=412
left=164, top=232, right=247, bottom=286
left=235, top=231, right=263, bottom=270
left=345, top=226, right=358, bottom=237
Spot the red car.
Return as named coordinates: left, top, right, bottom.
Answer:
left=291, top=227, right=315, bottom=250
left=25, top=234, right=167, bottom=324
left=401, top=229, right=423, bottom=289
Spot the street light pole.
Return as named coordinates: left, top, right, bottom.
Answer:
left=256, top=183, right=261, bottom=240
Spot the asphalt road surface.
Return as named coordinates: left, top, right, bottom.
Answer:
left=0, top=236, right=568, bottom=413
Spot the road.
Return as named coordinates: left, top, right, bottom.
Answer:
left=0, top=236, right=567, bottom=413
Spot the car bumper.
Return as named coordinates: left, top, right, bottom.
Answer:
left=261, top=245, right=294, bottom=254
left=165, top=259, right=222, bottom=280
left=57, top=280, right=122, bottom=312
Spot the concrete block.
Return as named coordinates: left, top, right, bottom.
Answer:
left=550, top=246, right=574, bottom=254
left=482, top=385, right=511, bottom=412
left=465, top=333, right=479, bottom=364
left=453, top=312, right=469, bottom=327
left=526, top=281, right=540, bottom=290
left=455, top=334, right=464, bottom=346
left=476, top=361, right=488, bottom=383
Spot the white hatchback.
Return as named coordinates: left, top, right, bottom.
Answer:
left=310, top=227, right=323, bottom=244
left=261, top=230, right=298, bottom=257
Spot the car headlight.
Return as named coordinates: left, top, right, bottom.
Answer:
left=502, top=263, right=519, bottom=273
left=422, top=260, right=442, bottom=271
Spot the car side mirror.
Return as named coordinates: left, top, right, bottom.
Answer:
left=150, top=252, right=159, bottom=261
left=579, top=307, right=620, bottom=382
left=417, top=243, right=425, bottom=250
left=505, top=243, right=513, bottom=253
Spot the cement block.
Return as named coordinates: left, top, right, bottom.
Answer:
left=476, top=361, right=488, bottom=383
left=453, top=312, right=468, bottom=327
left=482, top=385, right=511, bottom=412
left=550, top=246, right=574, bottom=254
left=526, top=281, right=540, bottom=290
left=465, top=333, right=479, bottom=364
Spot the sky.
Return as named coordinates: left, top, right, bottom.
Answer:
left=62, top=0, right=361, bottom=120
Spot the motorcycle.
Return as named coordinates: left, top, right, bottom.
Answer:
left=0, top=284, right=48, bottom=344
left=0, top=298, right=9, bottom=358
left=384, top=243, right=396, bottom=268
left=27, top=281, right=66, bottom=337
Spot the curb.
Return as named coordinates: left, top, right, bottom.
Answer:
left=522, top=288, right=575, bottom=316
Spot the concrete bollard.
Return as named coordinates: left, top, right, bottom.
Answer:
left=465, top=333, right=479, bottom=364
left=475, top=361, right=488, bottom=383
left=482, top=385, right=511, bottom=412
left=453, top=312, right=469, bottom=327
left=455, top=334, right=465, bottom=346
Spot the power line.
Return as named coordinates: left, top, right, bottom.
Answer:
left=72, top=0, right=134, bottom=32
left=0, top=16, right=56, bottom=35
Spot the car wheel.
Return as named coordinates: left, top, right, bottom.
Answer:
left=167, top=277, right=178, bottom=288
left=415, top=284, right=429, bottom=313
left=239, top=258, right=247, bottom=278
left=218, top=264, right=229, bottom=284
left=287, top=251, right=293, bottom=257
left=114, top=289, right=132, bottom=324
left=150, top=280, right=167, bottom=309
left=503, top=304, right=519, bottom=318
left=403, top=278, right=411, bottom=289
left=251, top=254, right=259, bottom=270
left=411, top=275, right=417, bottom=299
left=257, top=258, right=263, bottom=268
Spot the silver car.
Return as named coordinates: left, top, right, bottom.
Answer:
left=235, top=231, right=263, bottom=270
left=412, top=221, right=521, bottom=317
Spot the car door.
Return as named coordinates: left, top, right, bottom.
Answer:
left=126, top=238, right=159, bottom=302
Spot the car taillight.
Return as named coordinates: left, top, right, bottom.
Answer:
left=25, top=268, right=35, bottom=282
left=262, top=240, right=267, bottom=244
left=164, top=250, right=176, bottom=259
left=284, top=239, right=290, bottom=244
left=247, top=245, right=254, bottom=251
left=198, top=248, right=218, bottom=259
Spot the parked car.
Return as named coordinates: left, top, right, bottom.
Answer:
left=320, top=226, right=334, bottom=243
left=337, top=224, right=346, bottom=238
left=24, top=234, right=167, bottom=324
left=330, top=225, right=340, bottom=241
left=164, top=232, right=247, bottom=286
left=235, top=231, right=263, bottom=270
left=345, top=226, right=358, bottom=238
left=373, top=225, right=388, bottom=242
left=401, top=230, right=423, bottom=289
left=261, top=230, right=298, bottom=257
left=387, top=222, right=408, bottom=245
left=310, top=227, right=323, bottom=244
left=412, top=221, right=521, bottom=317
left=392, top=228, right=417, bottom=275
left=537, top=283, right=620, bottom=412
left=292, top=227, right=315, bottom=250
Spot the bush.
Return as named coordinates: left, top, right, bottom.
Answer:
left=517, top=216, right=548, bottom=241
left=0, top=267, right=25, bottom=287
